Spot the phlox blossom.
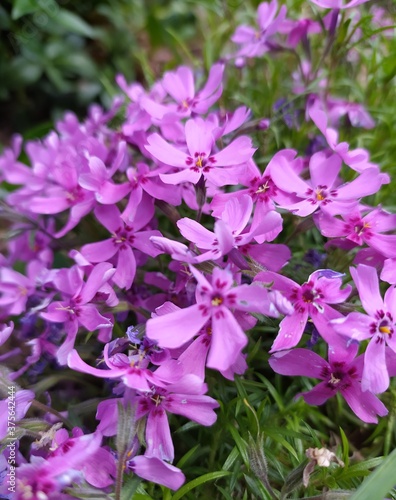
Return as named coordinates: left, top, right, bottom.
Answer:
left=146, top=266, right=279, bottom=371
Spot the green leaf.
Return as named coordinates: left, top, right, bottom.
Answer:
left=54, top=9, right=97, bottom=38
left=171, top=471, right=231, bottom=500
left=11, top=0, right=38, bottom=20
left=349, top=450, right=396, bottom=500
left=227, top=424, right=250, bottom=467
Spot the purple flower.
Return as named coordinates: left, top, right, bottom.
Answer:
left=256, top=269, right=351, bottom=352
left=269, top=346, right=388, bottom=423
left=146, top=266, right=278, bottom=371
left=332, top=264, right=396, bottom=393
left=15, top=432, right=103, bottom=499
left=128, top=455, right=185, bottom=490
left=271, top=150, right=383, bottom=217
left=136, top=375, right=219, bottom=462
left=41, top=263, right=116, bottom=364
left=80, top=204, right=162, bottom=289
left=68, top=340, right=183, bottom=391
left=315, top=207, right=396, bottom=258
left=145, top=117, right=256, bottom=186
left=175, top=195, right=283, bottom=263
left=160, top=63, right=225, bottom=116
left=231, top=0, right=288, bottom=58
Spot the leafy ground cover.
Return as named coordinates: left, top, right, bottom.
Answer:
left=1, top=1, right=396, bottom=499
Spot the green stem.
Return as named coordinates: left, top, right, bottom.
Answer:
left=30, top=399, right=73, bottom=429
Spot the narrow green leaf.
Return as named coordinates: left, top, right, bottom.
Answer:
left=171, top=471, right=230, bottom=500
left=227, top=424, right=250, bottom=467
left=349, top=450, right=396, bottom=500
left=176, top=443, right=200, bottom=469
left=55, top=9, right=97, bottom=38
left=339, top=427, right=350, bottom=468
left=11, top=0, right=38, bottom=20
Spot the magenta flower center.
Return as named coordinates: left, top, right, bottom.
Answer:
left=112, top=226, right=135, bottom=248
left=370, top=310, right=394, bottom=341
left=306, top=185, right=337, bottom=205
left=322, top=362, right=357, bottom=391
left=250, top=175, right=277, bottom=202
left=186, top=152, right=216, bottom=172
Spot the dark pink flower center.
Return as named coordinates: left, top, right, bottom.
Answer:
left=370, top=310, right=394, bottom=341
left=112, top=226, right=135, bottom=248
left=186, top=152, right=216, bottom=172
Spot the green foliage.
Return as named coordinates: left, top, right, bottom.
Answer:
left=2, top=0, right=396, bottom=497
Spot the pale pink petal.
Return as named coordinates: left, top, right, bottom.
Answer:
left=145, top=133, right=188, bottom=168
left=80, top=262, right=115, bottom=303
left=80, top=239, right=118, bottom=263
left=270, top=311, right=308, bottom=352
left=336, top=168, right=383, bottom=201
left=350, top=264, right=383, bottom=316
left=145, top=408, right=174, bottom=462
left=212, top=136, right=256, bottom=167
left=67, top=349, right=126, bottom=378
left=300, top=382, right=335, bottom=406
left=112, top=246, right=136, bottom=289
left=177, top=218, right=215, bottom=249
left=146, top=304, right=208, bottom=348
left=331, top=312, right=373, bottom=341
left=309, top=152, right=341, bottom=188
left=129, top=456, right=185, bottom=490
left=160, top=168, right=201, bottom=185
left=362, top=338, right=389, bottom=393
left=185, top=117, right=214, bottom=156
left=207, top=307, right=248, bottom=371
left=213, top=220, right=234, bottom=255
left=95, top=204, right=122, bottom=233
left=165, top=393, right=219, bottom=426
left=270, top=155, right=309, bottom=196
left=221, top=195, right=252, bottom=234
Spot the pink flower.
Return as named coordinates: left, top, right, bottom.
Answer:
left=269, top=345, right=388, bottom=423
left=315, top=207, right=396, bottom=258
left=160, top=63, right=224, bottom=116
left=271, top=150, right=383, bottom=217
left=80, top=204, right=162, bottom=289
left=41, top=263, right=116, bottom=364
left=231, top=0, right=288, bottom=58
left=145, top=117, right=256, bottom=186
left=256, top=269, right=351, bottom=352
left=332, top=264, right=396, bottom=393
left=136, top=375, right=219, bottom=462
left=146, top=266, right=278, bottom=371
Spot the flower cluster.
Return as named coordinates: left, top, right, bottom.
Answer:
left=0, top=1, right=394, bottom=497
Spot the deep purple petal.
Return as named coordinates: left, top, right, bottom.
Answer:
left=300, top=381, right=335, bottom=406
